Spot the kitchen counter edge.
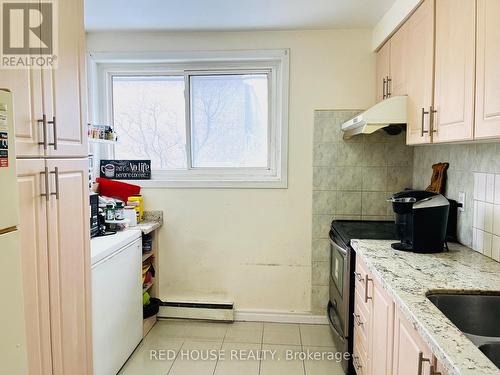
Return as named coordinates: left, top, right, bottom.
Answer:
left=351, top=239, right=500, bottom=375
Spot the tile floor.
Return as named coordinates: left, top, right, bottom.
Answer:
left=119, top=320, right=345, bottom=375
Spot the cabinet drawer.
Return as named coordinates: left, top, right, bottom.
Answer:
left=354, top=256, right=370, bottom=295
left=354, top=289, right=370, bottom=350
left=353, top=327, right=368, bottom=375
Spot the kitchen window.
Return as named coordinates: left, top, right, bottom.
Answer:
left=90, top=50, right=289, bottom=188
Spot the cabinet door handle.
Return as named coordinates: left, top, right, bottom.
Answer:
left=353, top=355, right=362, bottom=370
left=40, top=167, right=59, bottom=200
left=421, top=108, right=430, bottom=136
left=353, top=313, right=363, bottom=326
left=383, top=78, right=387, bottom=99
left=386, top=76, right=392, bottom=98
left=40, top=167, right=50, bottom=201
left=418, top=352, right=431, bottom=375
left=47, top=116, right=57, bottom=150
left=429, top=106, right=437, bottom=134
left=50, top=167, right=60, bottom=200
left=37, top=114, right=48, bottom=150
left=364, top=275, right=372, bottom=303
left=353, top=271, right=363, bottom=282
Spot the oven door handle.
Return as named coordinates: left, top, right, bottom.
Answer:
left=329, top=237, right=348, bottom=256
left=327, top=302, right=346, bottom=344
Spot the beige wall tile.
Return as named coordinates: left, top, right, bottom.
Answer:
left=313, top=167, right=337, bottom=190
left=387, top=167, right=413, bottom=192
left=313, top=117, right=341, bottom=143
left=386, top=144, right=414, bottom=166
left=362, top=192, right=390, bottom=216
left=311, top=261, right=329, bottom=286
left=362, top=166, right=387, bottom=191
left=312, top=191, right=337, bottom=215
left=337, top=167, right=362, bottom=190
left=311, top=286, right=329, bottom=313
left=312, top=214, right=333, bottom=239
left=337, top=142, right=364, bottom=166
left=312, top=239, right=330, bottom=262
left=337, top=192, right=362, bottom=215
left=313, top=143, right=338, bottom=166
left=362, top=143, right=387, bottom=166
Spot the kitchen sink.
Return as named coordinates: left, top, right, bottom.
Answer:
left=427, top=293, right=500, bottom=337
left=427, top=292, right=500, bottom=369
left=480, top=344, right=500, bottom=368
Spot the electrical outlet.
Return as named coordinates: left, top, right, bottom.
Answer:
left=458, top=192, right=466, bottom=212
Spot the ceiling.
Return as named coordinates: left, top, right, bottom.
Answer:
left=84, top=0, right=396, bottom=32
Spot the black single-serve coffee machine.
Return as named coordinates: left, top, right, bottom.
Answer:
left=388, top=190, right=450, bottom=253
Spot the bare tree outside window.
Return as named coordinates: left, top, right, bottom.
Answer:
left=190, top=74, right=269, bottom=168
left=112, top=76, right=187, bottom=169
left=111, top=73, right=269, bottom=171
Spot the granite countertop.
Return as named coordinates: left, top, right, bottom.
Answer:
left=351, top=239, right=500, bottom=375
left=134, top=210, right=163, bottom=235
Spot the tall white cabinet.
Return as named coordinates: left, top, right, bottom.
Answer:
left=0, top=0, right=88, bottom=158
left=10, top=0, right=92, bottom=373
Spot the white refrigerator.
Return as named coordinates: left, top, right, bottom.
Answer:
left=0, top=89, right=28, bottom=373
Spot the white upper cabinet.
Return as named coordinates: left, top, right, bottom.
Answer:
left=0, top=69, right=44, bottom=157
left=377, top=0, right=500, bottom=145
left=5, top=0, right=88, bottom=158
left=376, top=42, right=391, bottom=102
left=44, top=0, right=88, bottom=157
left=389, top=22, right=408, bottom=98
left=405, top=0, right=435, bottom=145
left=475, top=0, right=500, bottom=139
left=375, top=24, right=408, bottom=103
left=433, top=0, right=476, bottom=143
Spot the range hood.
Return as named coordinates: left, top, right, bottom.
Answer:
left=341, top=96, right=407, bottom=139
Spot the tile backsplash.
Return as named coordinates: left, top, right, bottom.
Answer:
left=413, top=143, right=500, bottom=259
left=472, top=172, right=500, bottom=261
left=311, top=110, right=414, bottom=313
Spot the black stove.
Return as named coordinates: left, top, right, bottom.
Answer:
left=330, top=220, right=397, bottom=245
left=327, top=219, right=397, bottom=374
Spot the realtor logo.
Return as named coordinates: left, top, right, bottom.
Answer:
left=1, top=0, right=57, bottom=68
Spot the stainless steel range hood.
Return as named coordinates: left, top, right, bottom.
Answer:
left=341, top=96, right=407, bottom=139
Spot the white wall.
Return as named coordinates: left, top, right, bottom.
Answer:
left=87, top=29, right=375, bottom=314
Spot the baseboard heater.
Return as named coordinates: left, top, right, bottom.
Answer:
left=158, top=301, right=234, bottom=322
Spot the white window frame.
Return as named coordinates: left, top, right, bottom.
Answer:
left=88, top=50, right=289, bottom=188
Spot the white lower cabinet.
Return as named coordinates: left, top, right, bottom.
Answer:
left=17, top=158, right=92, bottom=375
left=393, top=308, right=433, bottom=375
left=92, top=236, right=142, bottom=375
left=353, top=256, right=445, bottom=375
left=371, top=280, right=394, bottom=375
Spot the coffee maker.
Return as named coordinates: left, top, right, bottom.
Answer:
left=389, top=190, right=450, bottom=253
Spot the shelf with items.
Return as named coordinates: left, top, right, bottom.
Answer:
left=88, top=123, right=118, bottom=143
left=89, top=138, right=118, bottom=145
left=104, top=218, right=130, bottom=225
left=143, top=280, right=154, bottom=293
left=142, top=229, right=159, bottom=337
left=142, top=251, right=154, bottom=262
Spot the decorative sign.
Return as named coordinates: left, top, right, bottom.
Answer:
left=0, top=131, right=8, bottom=168
left=100, top=160, right=151, bottom=180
